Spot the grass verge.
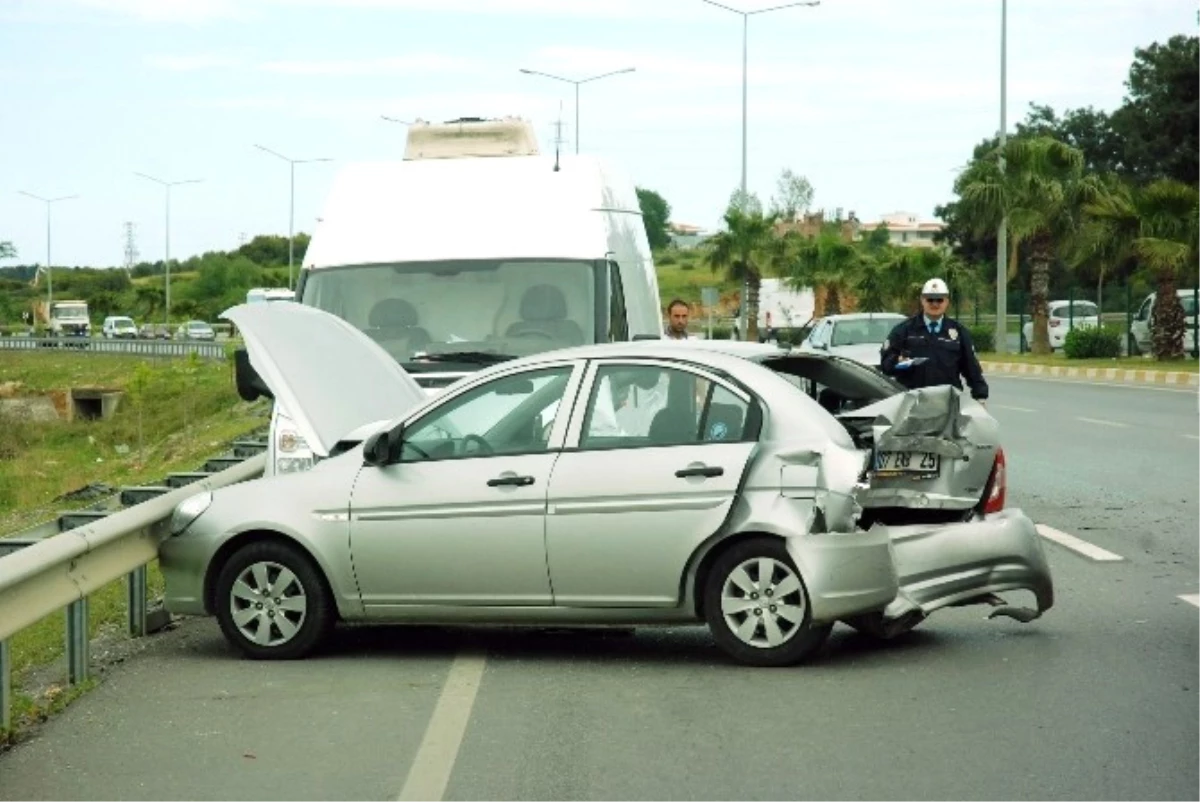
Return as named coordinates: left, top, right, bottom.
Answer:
left=1, top=349, right=270, bottom=746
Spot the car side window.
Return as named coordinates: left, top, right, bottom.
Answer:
left=400, top=366, right=573, bottom=462
left=1138, top=297, right=1152, bottom=321
left=579, top=364, right=752, bottom=450
left=608, top=261, right=629, bottom=342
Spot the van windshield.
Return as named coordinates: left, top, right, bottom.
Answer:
left=54, top=307, right=88, bottom=319
left=299, top=259, right=599, bottom=368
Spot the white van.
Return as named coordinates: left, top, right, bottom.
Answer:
left=246, top=288, right=295, bottom=304
left=1130, top=289, right=1199, bottom=356
left=242, top=137, right=662, bottom=475
left=102, top=315, right=138, bottom=339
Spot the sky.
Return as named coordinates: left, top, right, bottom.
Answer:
left=0, top=0, right=1195, bottom=268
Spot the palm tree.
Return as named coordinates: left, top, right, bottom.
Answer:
left=954, top=136, right=1101, bottom=354
left=705, top=209, right=784, bottom=340
left=1078, top=178, right=1199, bottom=359
left=781, top=223, right=863, bottom=315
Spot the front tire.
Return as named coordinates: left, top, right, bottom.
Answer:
left=703, top=538, right=831, bottom=667
left=214, top=540, right=334, bottom=660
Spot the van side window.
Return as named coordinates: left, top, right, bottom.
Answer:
left=1137, top=297, right=1152, bottom=321
left=608, top=261, right=629, bottom=342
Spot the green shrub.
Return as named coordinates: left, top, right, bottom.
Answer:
left=967, top=325, right=995, bottom=352
left=655, top=251, right=677, bottom=266
left=1063, top=325, right=1122, bottom=359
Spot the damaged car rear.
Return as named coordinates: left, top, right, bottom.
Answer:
left=160, top=305, right=1052, bottom=667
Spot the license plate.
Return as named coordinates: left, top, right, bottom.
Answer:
left=874, top=450, right=940, bottom=475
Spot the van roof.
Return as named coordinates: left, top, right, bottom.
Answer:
left=303, top=156, right=641, bottom=268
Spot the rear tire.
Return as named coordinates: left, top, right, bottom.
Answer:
left=703, top=537, right=831, bottom=667
left=214, top=540, right=334, bottom=660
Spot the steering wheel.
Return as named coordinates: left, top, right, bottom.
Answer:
left=460, top=434, right=494, bottom=456
left=513, top=329, right=555, bottom=340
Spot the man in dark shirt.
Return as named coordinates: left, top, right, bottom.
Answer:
left=880, top=278, right=989, bottom=402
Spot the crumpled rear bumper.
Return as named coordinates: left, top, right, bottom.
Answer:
left=878, top=507, right=1054, bottom=619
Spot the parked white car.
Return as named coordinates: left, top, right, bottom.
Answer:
left=1021, top=300, right=1099, bottom=351
left=1129, top=290, right=1199, bottom=356
left=796, top=313, right=907, bottom=368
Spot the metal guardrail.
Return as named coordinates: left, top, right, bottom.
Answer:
left=0, top=337, right=228, bottom=360
left=0, top=442, right=267, bottom=732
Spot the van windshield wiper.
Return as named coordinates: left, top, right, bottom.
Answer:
left=410, top=351, right=517, bottom=365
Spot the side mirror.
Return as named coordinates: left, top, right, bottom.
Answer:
left=362, top=429, right=394, bottom=467
left=234, top=349, right=273, bottom=401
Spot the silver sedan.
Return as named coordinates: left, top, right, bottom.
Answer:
left=160, top=303, right=1053, bottom=667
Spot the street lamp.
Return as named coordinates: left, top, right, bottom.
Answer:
left=134, top=172, right=203, bottom=326
left=518, top=67, right=635, bottom=154
left=701, top=0, right=819, bottom=339
left=18, top=191, right=78, bottom=316
left=994, top=0, right=1009, bottom=353
left=254, top=144, right=334, bottom=290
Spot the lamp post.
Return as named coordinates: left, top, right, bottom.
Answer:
left=518, top=67, right=635, bottom=154
left=254, top=145, right=333, bottom=290
left=994, top=0, right=1009, bottom=353
left=18, top=191, right=78, bottom=316
left=134, top=172, right=203, bottom=326
left=701, top=0, right=819, bottom=339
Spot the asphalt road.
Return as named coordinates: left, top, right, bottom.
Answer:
left=1, top=375, right=1196, bottom=801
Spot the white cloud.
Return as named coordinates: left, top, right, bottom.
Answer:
left=258, top=54, right=475, bottom=76
left=71, top=0, right=252, bottom=22
left=145, top=53, right=242, bottom=70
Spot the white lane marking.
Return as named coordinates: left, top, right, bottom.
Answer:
left=991, top=374, right=1199, bottom=394
left=1076, top=416, right=1129, bottom=428
left=1180, top=594, right=1200, bottom=608
left=1036, top=524, right=1124, bottom=562
left=398, top=652, right=487, bottom=801
left=992, top=404, right=1036, bottom=412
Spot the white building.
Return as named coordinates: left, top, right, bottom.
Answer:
left=855, top=211, right=944, bottom=248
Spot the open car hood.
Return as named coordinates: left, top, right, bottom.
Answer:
left=836, top=385, right=999, bottom=511
left=222, top=303, right=427, bottom=456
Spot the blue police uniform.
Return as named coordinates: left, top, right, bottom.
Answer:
left=880, top=314, right=989, bottom=400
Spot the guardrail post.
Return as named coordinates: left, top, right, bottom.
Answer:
left=65, top=599, right=89, bottom=685
left=1, top=638, right=11, bottom=732
left=128, top=566, right=147, bottom=637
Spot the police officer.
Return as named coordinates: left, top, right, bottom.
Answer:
left=880, top=278, right=989, bottom=402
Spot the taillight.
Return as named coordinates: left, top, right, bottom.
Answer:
left=983, top=448, right=1006, bottom=514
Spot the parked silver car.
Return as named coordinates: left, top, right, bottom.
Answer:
left=796, top=312, right=907, bottom=367
left=160, top=303, right=1053, bottom=666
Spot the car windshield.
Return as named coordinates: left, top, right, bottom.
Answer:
left=188, top=322, right=209, bottom=329
left=830, top=317, right=902, bottom=347
left=300, top=259, right=599, bottom=368
left=113, top=318, right=134, bottom=326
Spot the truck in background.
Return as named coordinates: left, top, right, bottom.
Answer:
left=33, top=299, right=91, bottom=337
left=752, top=279, right=815, bottom=342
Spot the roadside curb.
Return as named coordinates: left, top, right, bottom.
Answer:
left=980, top=360, right=1199, bottom=387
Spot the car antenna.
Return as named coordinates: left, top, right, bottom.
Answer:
left=552, top=100, right=564, bottom=172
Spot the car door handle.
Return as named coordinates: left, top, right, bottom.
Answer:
left=487, top=475, right=535, bottom=487
left=675, top=466, right=724, bottom=479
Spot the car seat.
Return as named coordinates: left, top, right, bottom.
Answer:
left=368, top=298, right=432, bottom=354
left=504, top=285, right=585, bottom=346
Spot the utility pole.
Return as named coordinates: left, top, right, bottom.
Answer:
left=701, top=0, right=819, bottom=340
left=254, top=144, right=333, bottom=289
left=518, top=67, right=635, bottom=154
left=134, top=172, right=204, bottom=326
left=994, top=0, right=1009, bottom=353
left=18, top=190, right=78, bottom=316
